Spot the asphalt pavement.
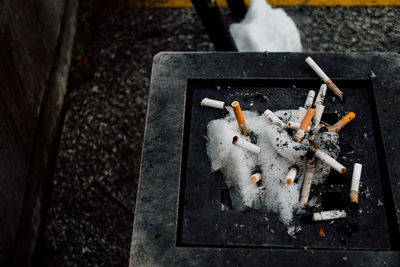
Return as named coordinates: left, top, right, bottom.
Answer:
left=34, top=4, right=399, bottom=266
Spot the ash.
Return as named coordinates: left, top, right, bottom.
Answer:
left=206, top=108, right=340, bottom=226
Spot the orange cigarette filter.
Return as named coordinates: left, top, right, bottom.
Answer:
left=231, top=101, right=248, bottom=136
left=299, top=108, right=315, bottom=132
left=250, top=173, right=262, bottom=183
left=328, top=112, right=356, bottom=132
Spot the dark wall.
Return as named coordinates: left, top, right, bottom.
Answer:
left=0, top=0, right=77, bottom=265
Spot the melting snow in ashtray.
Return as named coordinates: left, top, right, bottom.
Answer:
left=206, top=107, right=340, bottom=228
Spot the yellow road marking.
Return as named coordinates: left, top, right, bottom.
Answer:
left=130, top=0, right=400, bottom=7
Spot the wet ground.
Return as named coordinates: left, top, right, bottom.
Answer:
left=34, top=2, right=400, bottom=266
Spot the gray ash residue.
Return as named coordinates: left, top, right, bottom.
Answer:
left=249, top=131, right=258, bottom=144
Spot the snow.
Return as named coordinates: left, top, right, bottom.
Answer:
left=206, top=104, right=342, bottom=228
left=206, top=107, right=340, bottom=226
left=229, top=0, right=302, bottom=52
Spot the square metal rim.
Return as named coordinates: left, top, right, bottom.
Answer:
left=130, top=52, right=400, bottom=266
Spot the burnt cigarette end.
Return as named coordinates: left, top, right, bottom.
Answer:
left=350, top=190, right=359, bottom=204
left=326, top=79, right=344, bottom=101
left=340, top=167, right=347, bottom=174
left=305, top=149, right=316, bottom=159
left=350, top=163, right=362, bottom=203
left=232, top=135, right=261, bottom=154
left=319, top=126, right=328, bottom=133
left=285, top=167, right=297, bottom=186
left=309, top=145, right=318, bottom=153
left=232, top=136, right=239, bottom=144
left=253, top=165, right=262, bottom=174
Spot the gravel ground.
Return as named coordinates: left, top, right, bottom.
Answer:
left=34, top=5, right=399, bottom=266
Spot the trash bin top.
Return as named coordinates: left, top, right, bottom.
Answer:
left=130, top=52, right=400, bottom=266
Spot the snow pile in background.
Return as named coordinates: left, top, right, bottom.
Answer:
left=206, top=108, right=339, bottom=226
left=229, top=0, right=302, bottom=52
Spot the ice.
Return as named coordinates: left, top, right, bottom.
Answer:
left=206, top=107, right=340, bottom=226
left=229, top=0, right=302, bottom=52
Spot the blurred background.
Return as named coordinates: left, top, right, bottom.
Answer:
left=0, top=0, right=399, bottom=266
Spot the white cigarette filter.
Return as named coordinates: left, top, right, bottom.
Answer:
left=200, top=98, right=225, bottom=109
left=312, top=210, right=347, bottom=221
left=312, top=104, right=325, bottom=130
left=305, top=57, right=329, bottom=82
left=232, top=136, right=261, bottom=154
left=350, top=163, right=363, bottom=203
left=286, top=121, right=311, bottom=132
left=304, top=90, right=316, bottom=109
left=263, top=109, right=286, bottom=128
left=312, top=147, right=346, bottom=174
left=250, top=172, right=262, bottom=183
left=305, top=57, right=343, bottom=101
left=285, top=167, right=297, bottom=185
left=294, top=129, right=305, bottom=142
left=300, top=158, right=315, bottom=208
left=291, top=107, right=307, bottom=123
left=315, top=84, right=327, bottom=106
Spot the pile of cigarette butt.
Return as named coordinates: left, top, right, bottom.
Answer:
left=201, top=57, right=363, bottom=225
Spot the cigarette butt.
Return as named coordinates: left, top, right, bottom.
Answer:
left=309, top=104, right=325, bottom=140
left=285, top=167, right=297, bottom=185
left=203, top=135, right=209, bottom=141
left=325, top=79, right=344, bottom=101
left=294, top=108, right=315, bottom=142
left=315, top=84, right=327, bottom=106
left=299, top=108, right=315, bottom=132
left=310, top=145, right=346, bottom=174
left=327, top=112, right=356, bottom=133
left=250, top=172, right=262, bottom=184
left=232, top=136, right=260, bottom=154
left=300, top=158, right=315, bottom=208
left=350, top=190, right=358, bottom=204
left=231, top=101, right=248, bottom=136
left=291, top=107, right=307, bottom=123
left=308, top=130, right=316, bottom=141
left=350, top=163, right=362, bottom=204
left=294, top=129, right=305, bottom=143
left=263, top=109, right=287, bottom=128
left=305, top=57, right=329, bottom=82
left=312, top=210, right=346, bottom=221
left=201, top=98, right=225, bottom=109
left=286, top=121, right=311, bottom=132
left=312, top=104, right=325, bottom=131
left=304, top=90, right=316, bottom=109
left=305, top=57, right=343, bottom=101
